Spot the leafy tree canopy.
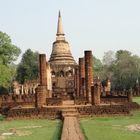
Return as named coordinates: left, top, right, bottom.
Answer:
left=0, top=31, right=21, bottom=65
left=0, top=31, right=21, bottom=90
left=93, top=56, right=103, bottom=78
left=16, top=49, right=39, bottom=84
left=103, top=50, right=115, bottom=66
left=99, top=50, right=140, bottom=90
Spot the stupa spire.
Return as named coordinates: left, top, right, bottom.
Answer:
left=56, top=10, right=65, bottom=40
left=49, top=11, right=76, bottom=65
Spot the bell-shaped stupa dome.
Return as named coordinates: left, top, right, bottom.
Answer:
left=49, top=11, right=76, bottom=65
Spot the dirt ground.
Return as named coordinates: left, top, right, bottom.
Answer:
left=126, top=124, right=140, bottom=131
left=0, top=125, right=42, bottom=139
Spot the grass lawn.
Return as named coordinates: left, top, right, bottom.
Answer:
left=80, top=97, right=140, bottom=140
left=133, top=96, right=140, bottom=105
left=80, top=112, right=140, bottom=140
left=0, top=119, right=62, bottom=140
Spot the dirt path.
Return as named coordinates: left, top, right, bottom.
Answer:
left=61, top=117, right=85, bottom=140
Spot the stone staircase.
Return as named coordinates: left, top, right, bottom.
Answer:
left=62, top=100, right=79, bottom=117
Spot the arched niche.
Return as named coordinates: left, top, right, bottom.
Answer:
left=60, top=70, right=65, bottom=77
left=66, top=70, right=73, bottom=77
left=51, top=71, right=56, bottom=77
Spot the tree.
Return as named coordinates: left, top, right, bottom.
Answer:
left=0, top=64, right=16, bottom=87
left=0, top=31, right=21, bottom=90
left=93, top=56, right=103, bottom=78
left=116, top=50, right=131, bottom=60
left=97, top=51, right=115, bottom=81
left=101, top=50, right=140, bottom=90
left=103, top=50, right=115, bottom=66
left=0, top=31, right=21, bottom=65
left=113, top=50, right=140, bottom=90
left=16, top=49, right=39, bottom=84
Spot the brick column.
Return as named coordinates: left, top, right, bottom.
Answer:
left=40, top=54, right=47, bottom=86
left=91, top=80, right=101, bottom=105
left=85, top=51, right=93, bottom=103
left=75, top=67, right=79, bottom=97
left=79, top=58, right=85, bottom=97
left=36, top=54, right=48, bottom=107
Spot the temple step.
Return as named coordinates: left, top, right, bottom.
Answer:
left=62, top=100, right=74, bottom=106
left=62, top=107, right=78, bottom=117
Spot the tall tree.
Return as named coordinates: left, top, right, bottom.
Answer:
left=99, top=51, right=115, bottom=80
left=103, top=50, right=115, bottom=66
left=0, top=31, right=21, bottom=90
left=114, top=50, right=140, bottom=90
left=101, top=50, right=140, bottom=90
left=93, top=56, right=103, bottom=78
left=0, top=64, right=16, bottom=87
left=0, top=31, right=21, bottom=65
left=16, top=49, right=39, bottom=84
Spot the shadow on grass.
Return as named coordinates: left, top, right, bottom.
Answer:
left=51, top=120, right=63, bottom=140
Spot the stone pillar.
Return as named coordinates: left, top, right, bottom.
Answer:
left=127, top=88, right=133, bottom=102
left=85, top=51, right=93, bottom=103
left=36, top=86, right=47, bottom=107
left=106, top=79, right=111, bottom=96
left=47, top=63, right=52, bottom=97
left=75, top=67, right=79, bottom=97
left=91, top=80, right=101, bottom=105
left=40, top=54, right=47, bottom=86
left=36, top=54, right=48, bottom=107
left=79, top=58, right=85, bottom=97
left=21, top=85, right=24, bottom=95
left=82, top=78, right=86, bottom=97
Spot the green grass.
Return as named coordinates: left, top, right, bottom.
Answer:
left=80, top=112, right=140, bottom=140
left=0, top=119, right=62, bottom=140
left=133, top=97, right=140, bottom=105
left=0, top=115, right=5, bottom=121
left=80, top=97, right=140, bottom=140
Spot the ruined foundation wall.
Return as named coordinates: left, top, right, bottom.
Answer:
left=1, top=102, right=140, bottom=119
left=74, top=97, right=87, bottom=105
left=101, top=97, right=129, bottom=104
left=0, top=95, right=35, bottom=108
left=46, top=98, right=62, bottom=106
left=77, top=105, right=130, bottom=116
left=4, top=108, right=62, bottom=119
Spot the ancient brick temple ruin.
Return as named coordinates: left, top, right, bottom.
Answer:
left=49, top=11, right=77, bottom=99
left=0, top=11, right=140, bottom=119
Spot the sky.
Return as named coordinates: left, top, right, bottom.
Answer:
left=0, top=0, right=140, bottom=63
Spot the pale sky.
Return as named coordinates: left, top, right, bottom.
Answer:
left=0, top=0, right=140, bottom=63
